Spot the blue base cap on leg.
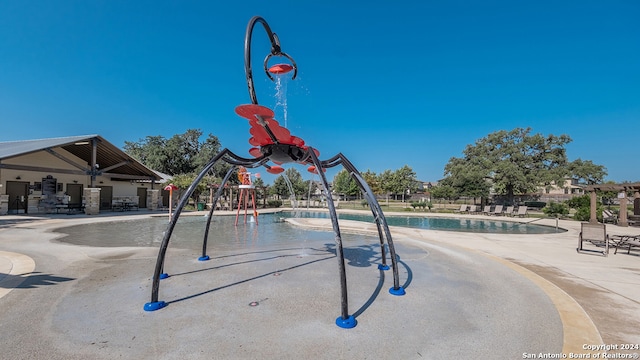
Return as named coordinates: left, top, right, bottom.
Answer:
left=378, top=264, right=390, bottom=270
left=389, top=286, right=406, bottom=296
left=198, top=255, right=210, bottom=261
left=335, top=315, right=357, bottom=329
left=159, top=273, right=169, bottom=279
left=144, top=301, right=167, bottom=311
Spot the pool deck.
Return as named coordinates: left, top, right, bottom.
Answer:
left=0, top=209, right=639, bottom=359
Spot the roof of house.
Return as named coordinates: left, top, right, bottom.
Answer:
left=0, top=135, right=162, bottom=181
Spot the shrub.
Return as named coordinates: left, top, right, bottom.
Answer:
left=573, top=207, right=590, bottom=221
left=410, top=201, right=429, bottom=211
left=542, top=201, right=569, bottom=217
left=267, top=199, right=283, bottom=208
left=566, top=195, right=590, bottom=209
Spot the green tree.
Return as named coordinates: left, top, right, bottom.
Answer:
left=124, top=129, right=226, bottom=177
left=270, top=168, right=306, bottom=198
left=444, top=128, right=572, bottom=205
left=124, top=135, right=167, bottom=173
left=429, top=184, right=458, bottom=203
left=379, top=169, right=395, bottom=202
left=440, top=160, right=490, bottom=200
left=361, top=170, right=381, bottom=195
left=568, top=159, right=607, bottom=185
left=333, top=169, right=360, bottom=198
left=393, top=165, right=419, bottom=201
left=168, top=173, right=218, bottom=205
left=378, top=166, right=418, bottom=201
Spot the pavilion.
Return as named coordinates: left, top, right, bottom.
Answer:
left=585, top=183, right=640, bottom=227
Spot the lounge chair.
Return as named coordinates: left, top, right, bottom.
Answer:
left=468, top=205, right=478, bottom=214
left=454, top=204, right=468, bottom=213
left=490, top=205, right=503, bottom=216
left=516, top=206, right=528, bottom=217
left=602, top=210, right=618, bottom=225
left=504, top=206, right=514, bottom=216
left=577, top=222, right=609, bottom=257
left=482, top=205, right=491, bottom=215
left=614, top=235, right=640, bottom=255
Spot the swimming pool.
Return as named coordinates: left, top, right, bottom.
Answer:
left=57, top=211, right=562, bottom=248
left=280, top=210, right=564, bottom=234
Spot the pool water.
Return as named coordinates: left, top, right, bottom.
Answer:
left=281, top=211, right=563, bottom=234
left=57, top=211, right=560, bottom=249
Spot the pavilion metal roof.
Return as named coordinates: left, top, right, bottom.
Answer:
left=0, top=135, right=162, bottom=181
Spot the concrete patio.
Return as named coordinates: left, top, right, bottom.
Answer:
left=0, top=210, right=638, bottom=359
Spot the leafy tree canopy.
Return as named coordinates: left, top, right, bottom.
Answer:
left=568, top=158, right=607, bottom=185
left=444, top=128, right=578, bottom=203
left=270, top=168, right=307, bottom=198
left=333, top=169, right=360, bottom=197
left=429, top=184, right=458, bottom=202
left=168, top=173, right=219, bottom=203
left=124, top=129, right=229, bottom=177
left=361, top=169, right=382, bottom=195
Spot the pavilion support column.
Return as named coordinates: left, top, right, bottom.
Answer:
left=619, top=194, right=628, bottom=227
left=634, top=191, right=640, bottom=216
left=589, top=190, right=598, bottom=223
left=90, top=138, right=98, bottom=188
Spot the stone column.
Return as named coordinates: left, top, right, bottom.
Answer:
left=618, top=193, right=628, bottom=227
left=589, top=190, right=597, bottom=223
left=147, top=189, right=159, bottom=211
left=0, top=195, right=9, bottom=215
left=83, top=188, right=101, bottom=215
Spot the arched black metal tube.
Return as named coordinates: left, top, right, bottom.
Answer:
left=351, top=171, right=388, bottom=266
left=149, top=148, right=268, bottom=304
left=338, top=153, right=402, bottom=292
left=244, top=16, right=296, bottom=105
left=201, top=166, right=237, bottom=259
left=149, top=149, right=231, bottom=303
left=245, top=16, right=278, bottom=105
left=308, top=147, right=352, bottom=325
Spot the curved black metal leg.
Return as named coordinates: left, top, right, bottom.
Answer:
left=200, top=166, right=237, bottom=261
left=307, top=147, right=356, bottom=329
left=145, top=149, right=267, bottom=311
left=337, top=153, right=404, bottom=296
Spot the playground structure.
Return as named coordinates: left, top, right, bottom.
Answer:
left=144, top=16, right=405, bottom=329
left=234, top=167, right=258, bottom=225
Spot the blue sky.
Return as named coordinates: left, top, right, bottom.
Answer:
left=1, top=1, right=638, bottom=185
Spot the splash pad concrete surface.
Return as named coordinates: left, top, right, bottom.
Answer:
left=0, top=210, right=638, bottom=359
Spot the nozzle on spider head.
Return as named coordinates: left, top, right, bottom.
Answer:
left=268, top=63, right=294, bottom=75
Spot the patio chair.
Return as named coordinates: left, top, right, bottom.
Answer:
left=482, top=205, right=491, bottom=215
left=467, top=205, right=478, bottom=214
left=602, top=210, right=618, bottom=225
left=577, top=222, right=609, bottom=257
left=504, top=206, right=514, bottom=216
left=490, top=205, right=503, bottom=216
left=516, top=206, right=528, bottom=217
left=454, top=204, right=468, bottom=213
left=614, top=235, right=640, bottom=255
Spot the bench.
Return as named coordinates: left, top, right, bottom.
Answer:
left=577, top=222, right=609, bottom=257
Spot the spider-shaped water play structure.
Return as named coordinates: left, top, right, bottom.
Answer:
left=144, top=16, right=405, bottom=328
